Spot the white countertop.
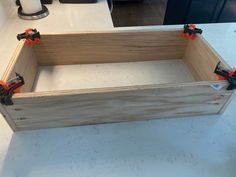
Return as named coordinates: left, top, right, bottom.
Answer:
left=1, top=1, right=236, bottom=176
left=0, top=0, right=113, bottom=77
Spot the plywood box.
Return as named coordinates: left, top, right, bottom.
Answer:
left=0, top=28, right=234, bottom=131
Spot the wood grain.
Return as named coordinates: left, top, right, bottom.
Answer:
left=5, top=82, right=232, bottom=131
left=184, top=35, right=229, bottom=81
left=33, top=30, right=187, bottom=65
left=0, top=28, right=234, bottom=131
left=2, top=41, right=38, bottom=93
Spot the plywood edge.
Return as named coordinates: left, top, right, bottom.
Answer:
left=1, top=41, right=25, bottom=81
left=39, top=28, right=184, bottom=36
left=12, top=81, right=228, bottom=99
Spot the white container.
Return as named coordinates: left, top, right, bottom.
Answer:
left=20, top=0, right=43, bottom=14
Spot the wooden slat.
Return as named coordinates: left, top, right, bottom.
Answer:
left=184, top=35, right=230, bottom=81
left=33, top=30, right=187, bottom=65
left=5, top=82, right=232, bottom=131
left=2, top=41, right=38, bottom=93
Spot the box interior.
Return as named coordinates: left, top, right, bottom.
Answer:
left=3, top=30, right=222, bottom=93
left=33, top=60, right=195, bottom=91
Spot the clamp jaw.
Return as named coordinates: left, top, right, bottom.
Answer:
left=214, top=62, right=236, bottom=90
left=0, top=73, right=25, bottom=105
left=17, top=28, right=41, bottom=45
left=183, top=24, right=203, bottom=39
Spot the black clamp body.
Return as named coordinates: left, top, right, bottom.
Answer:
left=183, top=24, right=203, bottom=36
left=17, top=28, right=40, bottom=42
left=0, top=73, right=25, bottom=105
left=214, top=62, right=236, bottom=90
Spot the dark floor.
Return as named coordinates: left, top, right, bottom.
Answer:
left=111, top=0, right=168, bottom=27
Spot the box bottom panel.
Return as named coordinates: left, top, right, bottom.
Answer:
left=33, top=60, right=195, bottom=92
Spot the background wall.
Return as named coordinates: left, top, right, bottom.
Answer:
left=164, top=0, right=236, bottom=25
left=0, top=0, right=15, bottom=28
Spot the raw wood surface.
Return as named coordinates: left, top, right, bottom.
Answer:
left=184, top=35, right=227, bottom=81
left=0, top=29, right=234, bottom=131
left=33, top=60, right=195, bottom=92
left=5, top=82, right=232, bottom=131
left=0, top=105, right=18, bottom=131
left=33, top=30, right=187, bottom=65
left=1, top=41, right=38, bottom=93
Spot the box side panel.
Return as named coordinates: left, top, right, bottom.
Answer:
left=5, top=82, right=232, bottom=131
left=184, top=35, right=226, bottom=81
left=33, top=30, right=187, bottom=65
left=0, top=105, right=18, bottom=131
left=2, top=41, right=38, bottom=93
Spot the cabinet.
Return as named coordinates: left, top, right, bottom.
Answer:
left=185, top=0, right=219, bottom=23
left=218, top=0, right=236, bottom=22
left=164, top=0, right=236, bottom=24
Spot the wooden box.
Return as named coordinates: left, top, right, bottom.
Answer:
left=0, top=28, right=234, bottom=131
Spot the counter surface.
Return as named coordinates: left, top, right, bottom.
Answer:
left=0, top=1, right=236, bottom=176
